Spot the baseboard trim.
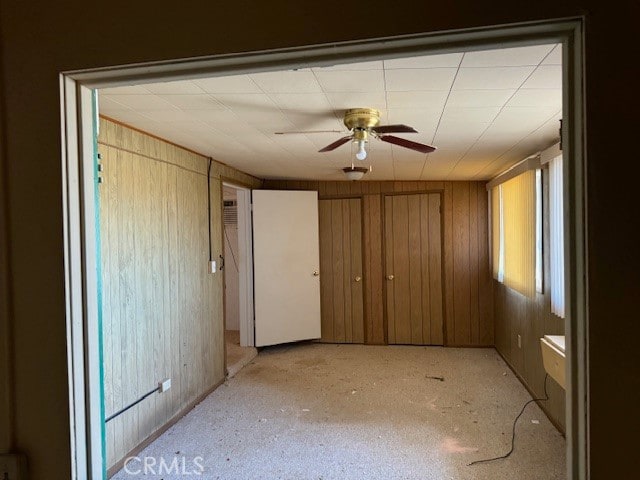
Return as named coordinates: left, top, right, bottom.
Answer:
left=494, top=348, right=566, bottom=436
left=107, top=377, right=226, bottom=478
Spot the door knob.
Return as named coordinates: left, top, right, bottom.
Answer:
left=313, top=271, right=320, bottom=276
left=354, top=276, right=362, bottom=282
left=386, top=275, right=394, bottom=280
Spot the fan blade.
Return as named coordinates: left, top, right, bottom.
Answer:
left=275, top=130, right=343, bottom=135
left=318, top=136, right=353, bottom=152
left=379, top=135, right=436, bottom=153
left=372, top=124, right=418, bottom=134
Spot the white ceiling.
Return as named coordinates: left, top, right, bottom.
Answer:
left=99, top=44, right=562, bottom=181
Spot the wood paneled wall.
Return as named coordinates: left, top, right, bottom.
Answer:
left=263, top=180, right=493, bottom=346
left=494, top=168, right=566, bottom=432
left=98, top=118, right=260, bottom=472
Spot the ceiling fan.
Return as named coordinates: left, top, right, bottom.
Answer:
left=275, top=108, right=436, bottom=160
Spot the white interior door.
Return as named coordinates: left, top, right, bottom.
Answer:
left=252, top=190, right=321, bottom=347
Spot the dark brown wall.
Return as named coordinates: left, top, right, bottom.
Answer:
left=264, top=180, right=493, bottom=347
left=1, top=1, right=639, bottom=478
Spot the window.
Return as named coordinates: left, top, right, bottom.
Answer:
left=549, top=155, right=565, bottom=318
left=491, top=169, right=538, bottom=297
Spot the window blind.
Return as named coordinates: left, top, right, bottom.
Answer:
left=502, top=170, right=536, bottom=297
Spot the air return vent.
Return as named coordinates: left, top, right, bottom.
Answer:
left=223, top=200, right=237, bottom=226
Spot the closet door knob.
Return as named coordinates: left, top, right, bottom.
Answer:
left=354, top=276, right=362, bottom=282
left=313, top=271, right=320, bottom=276
left=386, top=275, right=394, bottom=280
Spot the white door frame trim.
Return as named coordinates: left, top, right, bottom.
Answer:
left=223, top=182, right=255, bottom=348
left=60, top=18, right=586, bottom=479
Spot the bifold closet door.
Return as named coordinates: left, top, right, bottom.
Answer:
left=384, top=193, right=444, bottom=345
left=318, top=198, right=365, bottom=343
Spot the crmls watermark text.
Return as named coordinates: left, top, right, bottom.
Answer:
left=123, top=455, right=205, bottom=476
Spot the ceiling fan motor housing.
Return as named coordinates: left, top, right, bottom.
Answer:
left=343, top=108, right=381, bottom=130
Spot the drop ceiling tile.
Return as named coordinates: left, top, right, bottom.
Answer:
left=325, top=92, right=388, bottom=111
left=269, top=93, right=333, bottom=111
left=100, top=85, right=152, bottom=95
left=384, top=53, right=463, bottom=69
left=280, top=111, right=343, bottom=132
left=105, top=94, right=175, bottom=111
left=385, top=68, right=457, bottom=91
left=453, top=66, right=535, bottom=90
left=313, top=60, right=383, bottom=71
left=159, top=121, right=216, bottom=133
left=189, top=109, right=241, bottom=124
left=461, top=45, right=555, bottom=67
left=507, top=89, right=562, bottom=107
left=386, top=90, right=449, bottom=109
left=421, top=159, right=456, bottom=180
left=521, top=65, right=562, bottom=89
left=250, top=71, right=322, bottom=93
left=101, top=110, right=160, bottom=128
left=394, top=161, right=425, bottom=180
left=436, top=119, right=490, bottom=139
left=233, top=108, right=289, bottom=125
left=205, top=122, right=255, bottom=137
left=98, top=96, right=133, bottom=112
left=440, top=106, right=501, bottom=123
left=491, top=106, right=560, bottom=129
left=542, top=45, right=562, bottom=65
left=193, top=75, right=262, bottom=93
left=315, top=70, right=385, bottom=92
left=446, top=89, right=516, bottom=107
left=137, top=108, right=193, bottom=123
left=386, top=108, right=440, bottom=131
left=144, top=81, right=204, bottom=94
left=212, top=93, right=277, bottom=111
left=158, top=94, right=226, bottom=110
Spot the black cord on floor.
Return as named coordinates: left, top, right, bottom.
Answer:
left=468, top=373, right=550, bottom=466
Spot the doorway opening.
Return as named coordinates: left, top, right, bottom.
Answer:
left=222, top=182, right=257, bottom=377
left=61, top=20, right=586, bottom=480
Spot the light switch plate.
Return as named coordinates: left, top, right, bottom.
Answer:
left=209, top=260, right=216, bottom=274
left=0, top=454, right=27, bottom=480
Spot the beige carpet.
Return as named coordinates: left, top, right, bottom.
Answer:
left=225, top=330, right=257, bottom=378
left=112, top=343, right=565, bottom=479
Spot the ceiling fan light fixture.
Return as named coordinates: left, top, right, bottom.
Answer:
left=342, top=166, right=368, bottom=181
left=355, top=139, right=367, bottom=160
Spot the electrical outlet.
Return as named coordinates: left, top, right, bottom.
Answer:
left=159, top=378, right=171, bottom=393
left=1, top=454, right=27, bottom=480
left=517, top=334, right=522, bottom=348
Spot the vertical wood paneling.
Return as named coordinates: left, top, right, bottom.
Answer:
left=263, top=180, right=493, bottom=347
left=318, top=201, right=334, bottom=341
left=392, top=195, right=411, bottom=343
left=318, top=198, right=364, bottom=343
left=350, top=200, right=364, bottom=343
left=363, top=194, right=384, bottom=344
left=99, top=118, right=259, bottom=470
left=452, top=182, right=471, bottom=345
left=428, top=195, right=444, bottom=345
left=385, top=193, right=443, bottom=345
left=407, top=194, right=423, bottom=344
left=469, top=182, right=479, bottom=344
left=419, top=195, right=431, bottom=344
left=443, top=183, right=455, bottom=345
left=384, top=198, right=396, bottom=344
left=477, top=189, right=493, bottom=345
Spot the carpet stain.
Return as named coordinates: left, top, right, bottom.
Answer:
left=442, top=437, right=479, bottom=454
